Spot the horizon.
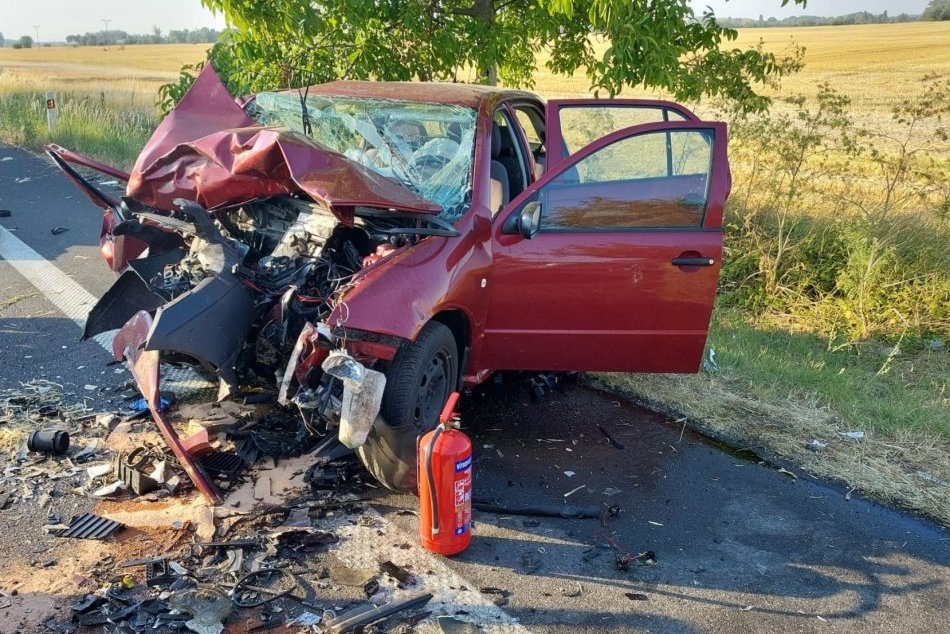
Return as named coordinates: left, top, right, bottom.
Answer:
left=0, top=0, right=935, bottom=43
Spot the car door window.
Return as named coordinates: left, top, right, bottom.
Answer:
left=539, top=129, right=714, bottom=230
left=557, top=106, right=689, bottom=156
left=512, top=105, right=546, bottom=179
left=493, top=110, right=530, bottom=202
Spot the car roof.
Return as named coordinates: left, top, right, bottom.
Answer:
left=285, top=80, right=539, bottom=109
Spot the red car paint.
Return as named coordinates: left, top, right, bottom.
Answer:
left=127, top=68, right=441, bottom=219
left=59, top=66, right=729, bottom=384
left=112, top=310, right=222, bottom=504
left=325, top=95, right=728, bottom=379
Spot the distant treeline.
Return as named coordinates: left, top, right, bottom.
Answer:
left=64, top=27, right=220, bottom=46
left=719, top=11, right=921, bottom=28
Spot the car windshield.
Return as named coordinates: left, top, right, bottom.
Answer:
left=245, top=91, right=477, bottom=221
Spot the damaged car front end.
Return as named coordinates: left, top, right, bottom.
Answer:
left=49, top=66, right=476, bottom=501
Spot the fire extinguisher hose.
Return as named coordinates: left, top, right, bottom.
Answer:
left=425, top=424, right=444, bottom=536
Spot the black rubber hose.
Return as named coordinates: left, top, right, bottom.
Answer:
left=425, top=425, right=444, bottom=535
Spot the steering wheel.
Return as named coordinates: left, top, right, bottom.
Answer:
left=411, top=138, right=459, bottom=172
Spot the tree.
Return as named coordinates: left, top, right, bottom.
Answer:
left=0, top=31, right=5, bottom=47
left=192, top=0, right=807, bottom=113
left=17, top=35, right=33, bottom=49
left=922, top=0, right=950, bottom=20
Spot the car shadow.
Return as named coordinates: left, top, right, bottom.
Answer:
left=377, top=376, right=949, bottom=630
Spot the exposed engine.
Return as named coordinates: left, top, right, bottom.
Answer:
left=139, top=196, right=406, bottom=388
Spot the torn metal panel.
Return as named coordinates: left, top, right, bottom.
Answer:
left=127, top=66, right=444, bottom=219
left=112, top=310, right=223, bottom=505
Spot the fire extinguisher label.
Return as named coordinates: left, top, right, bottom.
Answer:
left=453, top=454, right=472, bottom=536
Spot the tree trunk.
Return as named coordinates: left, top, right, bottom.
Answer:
left=471, top=0, right=497, bottom=85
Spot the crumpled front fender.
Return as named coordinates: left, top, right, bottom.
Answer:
left=112, top=311, right=223, bottom=505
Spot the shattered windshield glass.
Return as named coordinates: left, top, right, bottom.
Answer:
left=245, top=92, right=477, bottom=222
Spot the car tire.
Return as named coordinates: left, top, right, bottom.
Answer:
left=356, top=321, right=458, bottom=491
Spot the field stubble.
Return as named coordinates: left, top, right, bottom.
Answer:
left=0, top=24, right=947, bottom=523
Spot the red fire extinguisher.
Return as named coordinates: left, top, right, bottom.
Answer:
left=418, top=392, right=472, bottom=555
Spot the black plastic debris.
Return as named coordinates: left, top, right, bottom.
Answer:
left=27, top=429, right=70, bottom=454
left=50, top=226, right=69, bottom=235
left=232, top=411, right=319, bottom=462
left=232, top=568, right=299, bottom=608
left=71, top=594, right=105, bottom=615
left=625, top=592, right=649, bottom=601
left=324, top=591, right=433, bottom=634
left=381, top=560, right=416, bottom=587
left=479, top=586, right=510, bottom=606
left=119, top=556, right=177, bottom=588
left=0, top=209, right=11, bottom=217
left=54, top=513, right=125, bottom=539
left=473, top=499, right=608, bottom=519
left=200, top=450, right=247, bottom=479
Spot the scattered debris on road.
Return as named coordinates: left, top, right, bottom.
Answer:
left=838, top=430, right=866, bottom=440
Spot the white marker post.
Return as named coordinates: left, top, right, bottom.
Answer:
left=46, top=91, right=58, bottom=133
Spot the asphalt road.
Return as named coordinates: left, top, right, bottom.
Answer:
left=1, top=143, right=947, bottom=633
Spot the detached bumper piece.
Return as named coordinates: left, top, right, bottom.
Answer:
left=113, top=311, right=223, bottom=504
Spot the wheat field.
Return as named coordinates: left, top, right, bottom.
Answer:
left=2, top=21, right=948, bottom=120
left=1, top=22, right=948, bottom=523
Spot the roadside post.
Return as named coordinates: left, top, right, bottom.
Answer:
left=46, top=91, right=58, bottom=132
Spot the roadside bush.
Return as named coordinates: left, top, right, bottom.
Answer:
left=719, top=76, right=950, bottom=342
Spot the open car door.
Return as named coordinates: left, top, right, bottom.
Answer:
left=480, top=107, right=730, bottom=374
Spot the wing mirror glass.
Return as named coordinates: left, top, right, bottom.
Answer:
left=518, top=201, right=541, bottom=239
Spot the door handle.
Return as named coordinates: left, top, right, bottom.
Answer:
left=671, top=256, right=715, bottom=267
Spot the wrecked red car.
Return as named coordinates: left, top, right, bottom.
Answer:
left=48, top=66, right=730, bottom=497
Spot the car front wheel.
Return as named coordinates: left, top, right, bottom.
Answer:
left=356, top=321, right=458, bottom=491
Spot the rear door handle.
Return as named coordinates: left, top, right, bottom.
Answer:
left=671, top=256, right=715, bottom=267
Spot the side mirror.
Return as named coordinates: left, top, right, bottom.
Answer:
left=517, top=201, right=542, bottom=239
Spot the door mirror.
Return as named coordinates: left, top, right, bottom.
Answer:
left=517, top=201, right=541, bottom=239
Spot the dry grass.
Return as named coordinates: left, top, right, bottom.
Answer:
left=595, top=369, right=950, bottom=526
left=593, top=307, right=950, bottom=526
left=1, top=27, right=948, bottom=522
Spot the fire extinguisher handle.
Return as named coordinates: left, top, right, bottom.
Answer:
left=425, top=425, right=444, bottom=536
left=439, top=392, right=461, bottom=424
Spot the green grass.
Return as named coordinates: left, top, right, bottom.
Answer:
left=0, top=83, right=154, bottom=169
left=597, top=305, right=950, bottom=525
left=1, top=29, right=947, bottom=523
left=709, top=309, right=948, bottom=440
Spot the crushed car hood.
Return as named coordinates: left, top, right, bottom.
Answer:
left=127, top=65, right=442, bottom=220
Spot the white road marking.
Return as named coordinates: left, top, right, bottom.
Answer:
left=0, top=225, right=111, bottom=349
left=0, top=224, right=211, bottom=389
left=0, top=223, right=531, bottom=632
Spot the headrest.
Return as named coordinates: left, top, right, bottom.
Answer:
left=491, top=122, right=502, bottom=159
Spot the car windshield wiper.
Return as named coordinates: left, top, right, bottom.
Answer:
left=298, top=86, right=313, bottom=137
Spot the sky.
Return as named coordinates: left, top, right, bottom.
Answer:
left=0, top=0, right=935, bottom=43
left=691, top=0, right=931, bottom=18
left=0, top=0, right=226, bottom=42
